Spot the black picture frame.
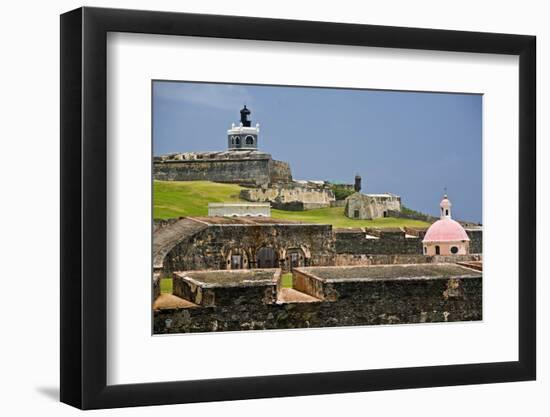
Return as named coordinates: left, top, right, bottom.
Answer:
left=60, top=6, right=536, bottom=410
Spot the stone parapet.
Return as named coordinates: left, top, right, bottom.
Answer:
left=154, top=263, right=482, bottom=333
left=153, top=151, right=292, bottom=186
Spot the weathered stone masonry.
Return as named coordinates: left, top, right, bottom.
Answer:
left=335, top=228, right=422, bottom=255
left=159, top=218, right=335, bottom=274
left=153, top=152, right=292, bottom=187
left=240, top=183, right=335, bottom=211
left=154, top=218, right=483, bottom=276
left=467, top=228, right=483, bottom=254
left=334, top=228, right=483, bottom=256
left=154, top=264, right=482, bottom=333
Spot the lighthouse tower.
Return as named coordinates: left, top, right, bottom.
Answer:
left=227, top=105, right=260, bottom=151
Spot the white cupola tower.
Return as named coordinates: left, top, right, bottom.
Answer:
left=227, top=105, right=260, bottom=151
left=422, top=193, right=470, bottom=256
left=440, top=194, right=452, bottom=219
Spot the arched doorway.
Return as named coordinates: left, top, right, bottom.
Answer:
left=287, top=248, right=305, bottom=270
left=226, top=248, right=249, bottom=270
left=231, top=254, right=243, bottom=269
left=256, top=247, right=277, bottom=268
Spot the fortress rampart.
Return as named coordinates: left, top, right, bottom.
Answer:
left=153, top=264, right=482, bottom=333
left=153, top=218, right=483, bottom=275
left=240, top=182, right=335, bottom=210
left=334, top=227, right=483, bottom=255
left=156, top=217, right=335, bottom=274
left=153, top=151, right=292, bottom=186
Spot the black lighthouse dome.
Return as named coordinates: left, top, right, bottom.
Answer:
left=227, top=105, right=260, bottom=151
left=240, top=105, right=251, bottom=127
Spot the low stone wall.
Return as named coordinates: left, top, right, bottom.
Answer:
left=335, top=228, right=483, bottom=256
left=172, top=269, right=280, bottom=307
left=387, top=209, right=438, bottom=224
left=334, top=253, right=482, bottom=266
left=388, top=209, right=482, bottom=228
left=293, top=269, right=325, bottom=300
left=466, top=229, right=483, bottom=254
left=335, top=229, right=422, bottom=255
left=154, top=266, right=482, bottom=333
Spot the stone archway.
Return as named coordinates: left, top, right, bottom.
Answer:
left=286, top=248, right=306, bottom=270
left=225, top=248, right=250, bottom=270
left=256, top=247, right=277, bottom=268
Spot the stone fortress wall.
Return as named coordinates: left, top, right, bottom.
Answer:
left=156, top=218, right=335, bottom=274
left=154, top=264, right=482, bottom=333
left=334, top=227, right=482, bottom=256
left=153, top=151, right=292, bottom=187
left=153, top=151, right=337, bottom=211
left=154, top=218, right=483, bottom=276
left=240, top=181, right=335, bottom=211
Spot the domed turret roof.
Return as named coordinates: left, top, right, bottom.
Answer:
left=423, top=217, right=470, bottom=243
left=423, top=193, right=469, bottom=243
left=440, top=194, right=452, bottom=209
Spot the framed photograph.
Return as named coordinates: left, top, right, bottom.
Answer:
left=60, top=6, right=536, bottom=409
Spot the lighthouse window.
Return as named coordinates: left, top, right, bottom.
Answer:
left=450, top=246, right=459, bottom=254
left=245, top=135, right=254, bottom=145
left=445, top=209, right=449, bottom=216
left=235, top=137, right=241, bottom=145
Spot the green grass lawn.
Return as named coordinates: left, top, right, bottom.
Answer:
left=281, top=273, right=293, bottom=288
left=153, top=180, right=430, bottom=228
left=271, top=207, right=429, bottom=228
left=160, top=278, right=173, bottom=294
left=154, top=180, right=243, bottom=219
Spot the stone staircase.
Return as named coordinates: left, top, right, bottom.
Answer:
left=277, top=287, right=321, bottom=304
left=153, top=217, right=208, bottom=270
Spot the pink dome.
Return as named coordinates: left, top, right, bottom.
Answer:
left=423, top=218, right=470, bottom=243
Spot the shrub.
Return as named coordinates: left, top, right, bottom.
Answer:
left=330, top=184, right=356, bottom=201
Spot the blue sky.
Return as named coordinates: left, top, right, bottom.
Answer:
left=153, top=81, right=482, bottom=223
